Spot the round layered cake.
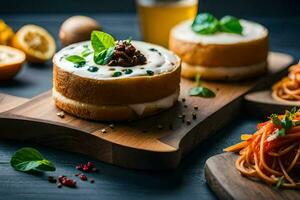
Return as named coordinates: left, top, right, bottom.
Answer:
left=169, top=19, right=269, bottom=81
left=53, top=40, right=181, bottom=121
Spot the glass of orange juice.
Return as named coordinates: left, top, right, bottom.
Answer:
left=136, top=0, right=198, bottom=47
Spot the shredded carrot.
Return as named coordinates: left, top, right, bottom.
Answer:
left=225, top=109, right=300, bottom=189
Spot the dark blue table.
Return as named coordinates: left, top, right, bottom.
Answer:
left=0, top=13, right=299, bottom=200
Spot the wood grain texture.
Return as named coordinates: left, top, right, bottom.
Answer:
left=0, top=93, right=28, bottom=113
left=0, top=52, right=293, bottom=170
left=205, top=153, right=300, bottom=200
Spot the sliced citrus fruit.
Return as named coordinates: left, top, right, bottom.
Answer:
left=0, top=45, right=25, bottom=80
left=0, top=19, right=14, bottom=45
left=12, top=24, right=56, bottom=63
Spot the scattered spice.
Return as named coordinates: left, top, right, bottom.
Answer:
left=58, top=176, right=77, bottom=188
left=79, top=174, right=88, bottom=181
left=76, top=161, right=98, bottom=173
left=192, top=113, right=197, bottom=120
left=109, top=124, right=115, bottom=129
left=178, top=114, right=183, bottom=119
left=56, top=111, right=65, bottom=118
left=48, top=176, right=57, bottom=183
left=148, top=48, right=162, bottom=56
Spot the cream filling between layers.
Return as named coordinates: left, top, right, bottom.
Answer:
left=182, top=61, right=267, bottom=78
left=52, top=88, right=179, bottom=116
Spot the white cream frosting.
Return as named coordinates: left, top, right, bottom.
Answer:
left=53, top=40, right=180, bottom=80
left=171, top=19, right=268, bottom=45
left=53, top=88, right=179, bottom=116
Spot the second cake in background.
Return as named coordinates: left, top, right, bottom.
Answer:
left=169, top=13, right=269, bottom=81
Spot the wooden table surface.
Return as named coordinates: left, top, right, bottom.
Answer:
left=0, top=13, right=300, bottom=200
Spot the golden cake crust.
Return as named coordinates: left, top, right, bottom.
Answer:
left=169, top=35, right=268, bottom=67
left=53, top=62, right=181, bottom=106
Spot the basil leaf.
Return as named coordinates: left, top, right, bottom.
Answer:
left=220, top=15, right=243, bottom=35
left=91, top=31, right=115, bottom=53
left=66, top=55, right=86, bottom=66
left=270, top=114, right=282, bottom=127
left=94, top=46, right=115, bottom=65
left=189, top=86, right=215, bottom=98
left=10, top=147, right=55, bottom=172
left=282, top=114, right=293, bottom=130
left=277, top=128, right=286, bottom=136
left=191, top=13, right=219, bottom=35
left=290, top=107, right=297, bottom=114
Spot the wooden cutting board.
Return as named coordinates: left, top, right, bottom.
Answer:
left=0, top=52, right=293, bottom=170
left=205, top=153, right=300, bottom=200
left=0, top=93, right=28, bottom=112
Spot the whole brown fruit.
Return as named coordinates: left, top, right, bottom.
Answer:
left=59, top=16, right=101, bottom=46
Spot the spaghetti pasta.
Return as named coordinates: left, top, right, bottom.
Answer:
left=225, top=108, right=300, bottom=188
left=272, top=62, right=300, bottom=103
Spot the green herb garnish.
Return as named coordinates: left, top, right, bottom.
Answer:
left=270, top=114, right=282, bottom=127
left=81, top=48, right=93, bottom=57
left=112, top=71, right=122, bottom=77
left=274, top=176, right=285, bottom=189
left=146, top=70, right=154, bottom=76
left=191, top=13, right=243, bottom=35
left=94, top=46, right=115, bottom=65
left=66, top=55, right=86, bottom=67
left=124, top=69, right=133, bottom=74
left=127, top=36, right=132, bottom=43
left=269, top=107, right=299, bottom=136
left=91, top=31, right=116, bottom=65
left=189, top=73, right=215, bottom=98
left=88, top=66, right=99, bottom=72
left=192, top=13, right=219, bottom=35
left=220, top=15, right=243, bottom=34
left=277, top=128, right=286, bottom=136
left=10, top=147, right=56, bottom=172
